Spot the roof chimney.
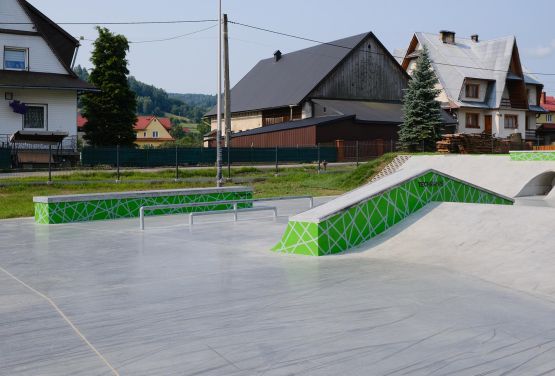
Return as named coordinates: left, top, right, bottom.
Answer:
left=541, top=91, right=547, bottom=105
left=439, top=30, right=456, bottom=44
left=471, top=34, right=479, bottom=42
left=273, top=50, right=282, bottom=62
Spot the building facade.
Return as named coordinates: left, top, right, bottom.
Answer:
left=401, top=31, right=545, bottom=142
left=0, top=0, right=94, bottom=151
left=133, top=116, right=174, bottom=147
left=205, top=32, right=458, bottom=147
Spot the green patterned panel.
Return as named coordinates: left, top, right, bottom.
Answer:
left=35, top=190, right=252, bottom=224
left=510, top=151, right=555, bottom=161
left=273, top=171, right=512, bottom=256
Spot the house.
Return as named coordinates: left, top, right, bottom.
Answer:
left=0, top=0, right=95, bottom=158
left=133, top=116, right=174, bottom=147
left=205, top=32, right=456, bottom=148
left=78, top=115, right=174, bottom=147
left=537, top=92, right=555, bottom=145
left=401, top=31, right=546, bottom=142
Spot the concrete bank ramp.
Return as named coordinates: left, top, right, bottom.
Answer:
left=273, top=168, right=513, bottom=256
left=399, top=155, right=555, bottom=198
left=356, top=202, right=555, bottom=299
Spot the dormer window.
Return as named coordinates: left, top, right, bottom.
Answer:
left=4, top=47, right=28, bottom=71
left=465, top=83, right=480, bottom=99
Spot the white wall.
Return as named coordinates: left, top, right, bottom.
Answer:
left=0, top=89, right=77, bottom=136
left=210, top=111, right=263, bottom=132
left=493, top=110, right=526, bottom=138
left=0, top=0, right=35, bottom=32
left=0, top=33, right=67, bottom=74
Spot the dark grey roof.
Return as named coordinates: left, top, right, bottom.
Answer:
left=231, top=115, right=354, bottom=137
left=312, top=99, right=457, bottom=125
left=0, top=70, right=96, bottom=91
left=529, top=105, right=549, bottom=113
left=207, top=32, right=370, bottom=116
left=18, top=0, right=79, bottom=74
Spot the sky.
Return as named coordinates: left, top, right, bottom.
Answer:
left=30, top=0, right=555, bottom=95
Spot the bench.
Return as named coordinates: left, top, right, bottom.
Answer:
left=34, top=186, right=253, bottom=224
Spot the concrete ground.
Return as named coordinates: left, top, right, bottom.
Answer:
left=3, top=195, right=555, bottom=375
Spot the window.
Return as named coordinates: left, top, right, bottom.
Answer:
left=143, top=131, right=147, bottom=137
left=547, top=114, right=553, bottom=123
left=23, top=105, right=46, bottom=129
left=465, top=113, right=480, bottom=128
left=152, top=131, right=159, bottom=138
left=4, top=47, right=27, bottom=70
left=504, top=115, right=518, bottom=129
left=465, top=84, right=480, bottom=99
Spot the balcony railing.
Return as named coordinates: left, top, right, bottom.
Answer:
left=500, top=98, right=527, bottom=109
left=0, top=134, right=78, bottom=152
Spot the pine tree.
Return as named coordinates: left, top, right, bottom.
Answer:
left=81, top=27, right=137, bottom=147
left=399, top=46, right=443, bottom=151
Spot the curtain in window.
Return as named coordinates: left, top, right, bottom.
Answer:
left=4, top=49, right=26, bottom=70
left=24, top=106, right=45, bottom=129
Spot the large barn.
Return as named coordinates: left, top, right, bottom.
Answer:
left=205, top=31, right=455, bottom=147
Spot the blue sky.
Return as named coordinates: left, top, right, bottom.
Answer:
left=31, top=0, right=555, bottom=94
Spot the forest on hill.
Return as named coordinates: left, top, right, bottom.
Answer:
left=74, top=65, right=216, bottom=124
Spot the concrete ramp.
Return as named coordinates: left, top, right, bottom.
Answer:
left=398, top=155, right=555, bottom=198
left=273, top=168, right=513, bottom=256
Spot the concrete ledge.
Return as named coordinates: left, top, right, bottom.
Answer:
left=273, top=169, right=513, bottom=256
left=34, top=186, right=253, bottom=224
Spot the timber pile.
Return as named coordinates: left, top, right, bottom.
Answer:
left=436, top=134, right=511, bottom=154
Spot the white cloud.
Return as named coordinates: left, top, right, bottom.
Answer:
left=527, top=40, right=555, bottom=58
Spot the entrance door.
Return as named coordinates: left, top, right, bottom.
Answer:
left=484, top=115, right=492, bottom=135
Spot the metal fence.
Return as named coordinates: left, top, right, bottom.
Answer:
left=0, top=147, right=10, bottom=170
left=81, top=146, right=338, bottom=167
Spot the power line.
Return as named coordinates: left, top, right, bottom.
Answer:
left=229, top=20, right=555, bottom=77
left=82, top=23, right=217, bottom=44
left=2, top=19, right=217, bottom=25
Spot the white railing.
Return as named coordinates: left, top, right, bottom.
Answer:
left=139, top=195, right=314, bottom=230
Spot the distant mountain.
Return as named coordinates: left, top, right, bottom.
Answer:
left=74, top=65, right=215, bottom=123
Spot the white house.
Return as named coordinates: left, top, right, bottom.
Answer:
left=401, top=31, right=546, bottom=141
left=0, top=0, right=94, bottom=153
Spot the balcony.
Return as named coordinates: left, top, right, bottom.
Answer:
left=500, top=98, right=527, bottom=109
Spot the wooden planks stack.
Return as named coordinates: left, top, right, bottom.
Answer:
left=436, top=134, right=511, bottom=154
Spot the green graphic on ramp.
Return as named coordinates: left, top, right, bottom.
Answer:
left=273, top=170, right=513, bottom=256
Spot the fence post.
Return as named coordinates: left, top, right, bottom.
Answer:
left=175, top=144, right=179, bottom=181
left=356, top=140, right=359, bottom=166
left=390, top=139, right=393, bottom=153
left=227, top=146, right=231, bottom=179
left=317, top=143, right=321, bottom=174
left=275, top=146, right=278, bottom=175
left=48, top=145, right=52, bottom=184
left=116, top=144, right=120, bottom=182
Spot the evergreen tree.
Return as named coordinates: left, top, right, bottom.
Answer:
left=81, top=27, right=137, bottom=147
left=399, top=46, right=443, bottom=151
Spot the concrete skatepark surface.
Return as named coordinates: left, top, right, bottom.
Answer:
left=3, top=155, right=555, bottom=375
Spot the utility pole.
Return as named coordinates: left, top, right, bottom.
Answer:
left=223, top=14, right=231, bottom=149
left=215, top=0, right=223, bottom=186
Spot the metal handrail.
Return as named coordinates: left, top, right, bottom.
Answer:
left=139, top=195, right=313, bottom=230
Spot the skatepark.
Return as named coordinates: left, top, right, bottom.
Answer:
left=2, top=153, right=555, bottom=375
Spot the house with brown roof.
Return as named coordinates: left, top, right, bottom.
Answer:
left=0, top=0, right=95, bottom=152
left=78, top=115, right=174, bottom=147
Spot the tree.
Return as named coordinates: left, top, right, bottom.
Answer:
left=399, top=46, right=443, bottom=151
left=81, top=27, right=137, bottom=147
left=73, top=65, right=89, bottom=81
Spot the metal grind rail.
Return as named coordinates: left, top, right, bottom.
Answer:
left=139, top=195, right=314, bottom=230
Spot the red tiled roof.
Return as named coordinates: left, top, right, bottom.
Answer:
left=77, top=114, right=86, bottom=129
left=77, top=115, right=172, bottom=130
left=133, top=116, right=172, bottom=130
left=540, top=95, right=555, bottom=112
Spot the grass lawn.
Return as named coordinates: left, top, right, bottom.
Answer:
left=0, top=154, right=398, bottom=219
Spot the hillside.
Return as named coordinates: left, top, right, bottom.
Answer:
left=74, top=65, right=215, bottom=124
